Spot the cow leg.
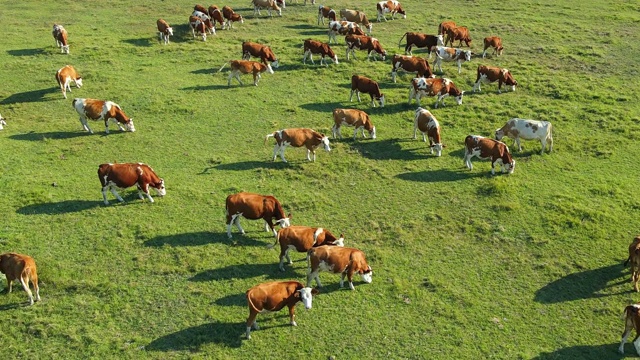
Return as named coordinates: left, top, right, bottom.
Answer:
left=80, top=116, right=93, bottom=133
left=272, top=144, right=280, bottom=161
left=19, top=275, right=34, bottom=305
left=491, top=160, right=497, bottom=175
left=540, top=139, right=546, bottom=155
left=515, top=137, right=522, bottom=152
left=234, top=215, right=246, bottom=235
left=405, top=44, right=412, bottom=55
left=110, top=185, right=125, bottom=203
left=331, top=124, right=338, bottom=139
left=228, top=71, right=235, bottom=86
left=253, top=73, right=259, bottom=86
left=349, top=89, right=355, bottom=102
left=102, top=186, right=110, bottom=205
left=339, top=272, right=346, bottom=288
left=347, top=269, right=356, bottom=290
left=285, top=246, right=294, bottom=265
left=140, top=184, right=154, bottom=203
left=457, top=60, right=462, bottom=74
left=306, top=149, right=312, bottom=161
left=634, top=334, right=640, bottom=356
left=353, top=128, right=359, bottom=140
left=5, top=278, right=12, bottom=293
left=308, top=270, right=322, bottom=288
left=288, top=304, right=297, bottom=326
left=279, top=144, right=288, bottom=162
left=309, top=52, right=315, bottom=65
left=620, top=327, right=632, bottom=353
left=246, top=309, right=259, bottom=339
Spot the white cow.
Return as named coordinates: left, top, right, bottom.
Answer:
left=495, top=118, right=553, bottom=154
left=429, top=46, right=472, bottom=74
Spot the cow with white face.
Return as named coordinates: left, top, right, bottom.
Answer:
left=265, top=128, right=331, bottom=162
left=429, top=46, right=472, bottom=74
left=464, top=135, right=515, bottom=175
left=414, top=107, right=445, bottom=156
left=495, top=118, right=553, bottom=155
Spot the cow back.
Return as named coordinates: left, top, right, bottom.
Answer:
left=247, top=281, right=303, bottom=312
left=0, top=253, right=35, bottom=280
left=98, top=163, right=141, bottom=188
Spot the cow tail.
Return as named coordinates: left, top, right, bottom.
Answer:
left=267, top=229, right=280, bottom=249
left=264, top=132, right=275, bottom=145
left=246, top=290, right=260, bottom=313
left=624, top=256, right=631, bottom=267
left=398, top=32, right=407, bottom=48
left=306, top=248, right=314, bottom=272
left=217, top=61, right=229, bottom=73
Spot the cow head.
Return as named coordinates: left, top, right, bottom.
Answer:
left=124, top=119, right=136, bottom=132
left=332, top=235, right=345, bottom=247
left=455, top=91, right=464, bottom=105
left=463, top=50, right=471, bottom=62
left=377, top=94, right=385, bottom=107
left=154, top=179, right=166, bottom=197
left=495, top=128, right=505, bottom=141
left=296, top=287, right=319, bottom=309
left=505, top=159, right=516, bottom=174
left=0, top=114, right=6, bottom=130
left=431, top=143, right=445, bottom=157
left=436, top=34, right=444, bottom=46
left=62, top=45, right=70, bottom=54
left=167, top=27, right=174, bottom=36
left=75, top=77, right=84, bottom=88
left=320, top=135, right=331, bottom=151
left=361, top=266, right=373, bottom=283
left=369, top=126, right=377, bottom=139
left=275, top=213, right=292, bottom=228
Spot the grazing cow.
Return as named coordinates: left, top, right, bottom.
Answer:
left=72, top=98, right=135, bottom=134
left=350, top=75, right=385, bottom=107
left=225, top=192, right=291, bottom=238
left=303, top=39, right=338, bottom=66
left=98, top=163, right=165, bottom=205
left=55, top=65, right=83, bottom=99
left=390, top=54, right=434, bottom=83
left=413, top=107, right=445, bottom=156
left=270, top=226, right=344, bottom=271
left=0, top=114, right=6, bottom=130
left=473, top=65, right=518, bottom=93
left=223, top=6, right=244, bottom=29
left=625, top=236, right=640, bottom=292
left=445, top=26, right=472, bottom=47
left=398, top=32, right=444, bottom=55
left=52, top=24, right=69, bottom=54
left=376, top=0, right=406, bottom=22
left=345, top=35, right=386, bottom=61
left=332, top=108, right=376, bottom=140
left=156, top=19, right=174, bottom=45
left=620, top=303, right=640, bottom=355
left=438, top=21, right=456, bottom=43
left=265, top=128, right=331, bottom=162
left=340, top=9, right=372, bottom=34
left=218, top=60, right=274, bottom=86
left=430, top=46, right=472, bottom=74
left=318, top=5, right=337, bottom=25
left=0, top=253, right=40, bottom=305
left=327, top=20, right=364, bottom=44
left=189, top=15, right=209, bottom=41
left=495, top=118, right=553, bottom=155
left=307, top=245, right=373, bottom=290
left=245, top=281, right=318, bottom=339
left=208, top=5, right=225, bottom=28
left=408, top=77, right=464, bottom=108
left=253, top=0, right=282, bottom=17
left=483, top=36, right=503, bottom=58
left=463, top=135, right=515, bottom=175
left=242, top=42, right=279, bottom=68
left=192, top=10, right=215, bottom=34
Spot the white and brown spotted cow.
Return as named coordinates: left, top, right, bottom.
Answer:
left=318, top=5, right=337, bottom=25
left=189, top=15, right=209, bottom=41
left=464, top=135, right=515, bottom=175
left=218, top=60, right=274, bottom=86
left=307, top=245, right=373, bottom=290
left=345, top=35, right=386, bottom=61
left=620, top=302, right=640, bottom=355
left=303, top=39, right=338, bottom=66
left=391, top=54, right=434, bottom=83
left=223, top=6, right=244, bottom=29
left=430, top=46, right=472, bottom=74
left=332, top=108, right=376, bottom=140
left=242, top=42, right=279, bottom=68
left=226, top=192, right=291, bottom=238
left=0, top=114, right=6, bottom=130
left=328, top=20, right=364, bottom=44
left=55, top=65, right=83, bottom=99
left=398, top=32, right=444, bottom=55
left=473, top=65, right=518, bottom=93
left=0, top=253, right=40, bottom=306
left=98, top=163, right=165, bottom=205
left=408, top=77, right=463, bottom=108
left=253, top=0, right=282, bottom=17
left=265, top=128, right=331, bottom=162
left=376, top=0, right=405, bottom=22
left=191, top=10, right=215, bottom=34
left=495, top=118, right=553, bottom=154
left=414, top=107, right=445, bottom=156
left=340, top=9, right=372, bottom=34
left=52, top=24, right=69, bottom=54
left=483, top=36, right=503, bottom=58
left=350, top=75, right=385, bottom=107
left=270, top=226, right=344, bottom=271
left=72, top=98, right=135, bottom=134
left=156, top=19, right=174, bottom=45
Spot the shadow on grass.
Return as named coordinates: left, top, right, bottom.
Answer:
left=349, top=138, right=423, bottom=160
left=144, top=231, right=266, bottom=247
left=121, top=38, right=153, bottom=47
left=180, top=84, right=230, bottom=91
left=7, top=48, right=46, bottom=56
left=299, top=102, right=345, bottom=113
left=215, top=293, right=246, bottom=307
left=189, top=262, right=296, bottom=282
left=190, top=68, right=213, bottom=75
left=0, top=88, right=57, bottom=104
left=534, top=263, right=627, bottom=304
left=207, top=161, right=294, bottom=172
left=396, top=169, right=483, bottom=182
left=9, top=131, right=87, bottom=141
left=146, top=322, right=242, bottom=351
left=0, top=303, right=22, bottom=311
left=532, top=343, right=624, bottom=360
left=17, top=200, right=99, bottom=215
left=297, top=30, right=329, bottom=36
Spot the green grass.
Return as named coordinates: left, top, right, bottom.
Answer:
left=1, top=0, right=640, bottom=358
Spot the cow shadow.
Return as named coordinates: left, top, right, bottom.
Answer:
left=190, top=68, right=213, bottom=75
left=275, top=63, right=308, bottom=72
left=297, top=30, right=329, bottom=36
left=284, top=24, right=316, bottom=30
left=189, top=263, right=298, bottom=282
left=396, top=169, right=483, bottom=182
left=532, top=344, right=624, bottom=360
left=349, top=138, right=423, bottom=160
left=144, top=231, right=265, bottom=247
left=6, top=48, right=45, bottom=56
left=214, top=293, right=246, bottom=307
left=0, top=88, right=57, bottom=104
left=207, top=161, right=293, bottom=172
left=180, top=84, right=230, bottom=91
left=9, top=131, right=87, bottom=141
left=447, top=148, right=466, bottom=158
left=16, top=200, right=99, bottom=215
left=121, top=38, right=153, bottom=47
left=299, top=102, right=348, bottom=113
left=0, top=303, right=23, bottom=311
left=145, top=322, right=242, bottom=351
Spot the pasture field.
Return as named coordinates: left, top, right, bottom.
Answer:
left=1, top=0, right=639, bottom=358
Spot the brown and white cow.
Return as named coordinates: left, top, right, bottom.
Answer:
left=391, top=54, right=434, bottom=83
left=398, top=32, right=444, bottom=55
left=72, top=98, right=135, bottom=134
left=192, top=10, right=216, bottom=34
left=225, top=192, right=291, bottom=238
left=189, top=15, right=209, bottom=41
left=445, top=26, right=472, bottom=47
left=52, top=24, right=69, bottom=54
left=265, top=128, right=331, bottom=162
left=345, top=35, right=386, bottom=61
left=270, top=226, right=344, bottom=271
left=438, top=21, right=456, bottom=43
left=242, top=42, right=279, bottom=68
left=245, top=281, right=318, bottom=339
left=303, top=39, right=338, bottom=66
left=463, top=135, right=515, bottom=175
left=218, top=60, right=274, bottom=86
left=350, top=75, right=385, bottom=107
left=208, top=5, right=225, bottom=28
left=376, top=0, right=405, bottom=22
left=253, top=0, right=282, bottom=17
left=98, top=163, right=165, bottom=205
left=223, top=6, right=244, bottom=29
left=620, top=303, right=640, bottom=355
left=332, top=108, right=376, bottom=140
left=408, top=77, right=464, bottom=108
left=430, top=46, right=472, bottom=74
left=473, top=65, right=518, bottom=93
left=55, top=65, right=83, bottom=99
left=414, top=107, right=445, bottom=156
left=483, top=36, right=503, bottom=58
left=327, top=20, right=364, bottom=44
left=0, top=114, right=6, bottom=130
left=317, top=5, right=337, bottom=25
left=307, top=245, right=373, bottom=290
left=0, top=253, right=40, bottom=305
left=156, top=19, right=174, bottom=45
left=495, top=118, right=553, bottom=154
left=625, top=236, right=640, bottom=292
left=340, top=9, right=372, bottom=34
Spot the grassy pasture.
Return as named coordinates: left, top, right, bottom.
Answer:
left=1, top=0, right=640, bottom=358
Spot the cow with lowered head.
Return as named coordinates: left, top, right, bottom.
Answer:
left=98, top=163, right=165, bottom=205
left=225, top=192, right=291, bottom=238
left=270, top=226, right=344, bottom=271
left=0, top=253, right=41, bottom=305
left=265, top=128, right=331, bottom=162
left=72, top=98, right=135, bottom=134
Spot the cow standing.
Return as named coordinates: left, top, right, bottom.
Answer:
left=222, top=6, right=244, bottom=29
left=625, top=236, right=640, bottom=292
left=414, top=107, right=445, bottom=156
left=328, top=21, right=364, bottom=44
left=55, top=65, right=83, bottom=99
left=438, top=21, right=456, bottom=44
left=189, top=15, right=209, bottom=41
left=218, top=60, right=274, bottom=86
left=483, top=36, right=503, bottom=58
left=495, top=118, right=553, bottom=155
left=192, top=10, right=215, bottom=34
left=225, top=192, right=291, bottom=238
left=98, top=163, right=165, bottom=205
left=303, top=39, right=338, bottom=66
left=0, top=253, right=40, bottom=305
left=350, top=75, right=385, bottom=107
left=376, top=0, right=406, bottom=22
left=269, top=226, right=344, bottom=271
left=430, top=46, right=472, bottom=74
left=390, top=54, right=434, bottom=83
left=208, top=5, right=225, bottom=28
left=242, top=42, right=279, bottom=68
left=463, top=135, right=515, bottom=175
left=265, top=128, right=331, bottom=162
left=408, top=77, right=464, bottom=108
left=157, top=19, right=174, bottom=45
left=398, top=32, right=443, bottom=55
left=307, top=245, right=373, bottom=290
left=253, top=0, right=282, bottom=17
left=620, top=303, right=640, bottom=355
left=318, top=5, right=336, bottom=25
left=52, top=24, right=69, bottom=54
left=445, top=26, right=472, bottom=47
left=72, top=98, right=135, bottom=134
left=340, top=9, right=372, bottom=34
left=345, top=35, right=386, bottom=61
left=332, top=108, right=376, bottom=140
left=473, top=65, right=518, bottom=93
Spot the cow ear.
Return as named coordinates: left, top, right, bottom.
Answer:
left=311, top=288, right=320, bottom=295
left=287, top=212, right=292, bottom=220
left=294, top=290, right=301, bottom=298
left=442, top=144, right=447, bottom=148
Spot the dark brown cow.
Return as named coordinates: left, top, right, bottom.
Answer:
left=303, top=39, right=338, bottom=66
left=625, top=236, right=640, bottom=292
left=265, top=128, right=331, bottom=162
left=242, top=42, right=279, bottom=68
left=225, top=192, right=291, bottom=238
left=473, top=65, right=517, bottom=93
left=398, top=32, right=444, bottom=55
left=376, top=0, right=406, bottom=22
left=438, top=20, right=456, bottom=43
left=72, top=98, right=135, bottom=134
left=0, top=253, right=40, bottom=305
left=408, top=77, right=464, bottom=108
left=483, top=36, right=503, bottom=58
left=270, top=226, right=344, bottom=271
left=307, top=245, right=373, bottom=290
left=208, top=5, right=225, bottom=28
left=52, top=24, right=69, bottom=54
left=245, top=281, right=318, bottom=339
left=189, top=15, right=209, bottom=41
left=98, top=163, right=165, bottom=205
left=620, top=303, right=640, bottom=355
left=332, top=108, right=376, bottom=140
left=446, top=26, right=472, bottom=47
left=317, top=5, right=337, bottom=25
left=463, top=135, right=515, bottom=175
left=413, top=107, right=445, bottom=156
left=222, top=6, right=244, bottom=29
left=350, top=75, right=385, bottom=107
left=345, top=35, right=386, bottom=61
left=390, top=54, right=434, bottom=83
left=218, top=60, right=274, bottom=86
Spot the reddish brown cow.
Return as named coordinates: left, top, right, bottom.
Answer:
left=192, top=10, right=215, bottom=34
left=463, top=135, right=515, bottom=175
left=473, top=65, right=518, bottom=93
left=189, top=15, right=209, bottom=41
left=55, top=65, right=83, bottom=99
left=483, top=36, right=503, bottom=58
left=194, top=4, right=208, bottom=13
left=270, top=226, right=344, bottom=271
left=208, top=6, right=225, bottom=28
left=225, top=192, right=291, bottom=238
left=408, top=77, right=464, bottom=108
left=345, top=35, right=386, bottom=61
left=376, top=0, right=406, bottom=22
left=350, top=75, right=385, bottom=107
left=242, top=42, right=279, bottom=68
left=398, top=32, right=444, bottom=55
left=218, top=60, right=274, bottom=86
left=52, top=24, right=69, bottom=54
left=72, top=98, right=135, bottom=134
left=332, top=108, right=376, bottom=140
left=265, top=128, right=331, bottom=162
left=156, top=19, right=174, bottom=45
left=620, top=303, right=640, bottom=355
left=446, top=26, right=472, bottom=47
left=317, top=5, right=337, bottom=25
left=340, top=9, right=372, bottom=34
left=253, top=0, right=282, bottom=17
left=222, top=6, right=244, bottom=29
left=98, top=163, right=165, bottom=205
left=625, top=236, right=640, bottom=292
left=307, top=245, right=373, bottom=290
left=438, top=21, right=456, bottom=43
left=245, top=281, right=318, bottom=339
left=390, top=54, right=434, bottom=83
left=0, top=253, right=40, bottom=305
left=414, top=107, right=445, bottom=156
left=303, top=39, right=338, bottom=66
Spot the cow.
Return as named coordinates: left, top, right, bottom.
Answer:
left=445, top=26, right=472, bottom=47
left=463, top=135, right=515, bottom=175
left=318, top=5, right=337, bottom=25
left=218, top=60, right=274, bottom=86
left=350, top=75, right=385, bottom=107
left=189, top=15, right=209, bottom=41
left=327, top=20, right=364, bottom=44
left=430, top=46, right=472, bottom=74
left=332, top=108, right=376, bottom=140
left=473, top=65, right=518, bottom=93
left=242, top=42, right=279, bottom=68
left=0, top=253, right=40, bottom=306
left=253, top=0, right=282, bottom=17
left=345, top=35, right=386, bottom=61
left=340, top=9, right=372, bottom=34
left=398, top=32, right=444, bottom=55
left=208, top=5, right=225, bottom=28
left=52, top=24, right=69, bottom=54
left=620, top=303, right=640, bottom=355
left=625, top=236, right=640, bottom=292
left=55, top=65, right=83, bottom=99
left=413, top=107, right=445, bottom=156
left=303, top=39, right=338, bottom=66
left=156, top=19, right=174, bottom=45
left=72, top=98, right=135, bottom=134
left=495, top=118, right=553, bottom=155
left=245, top=281, right=318, bottom=339
left=438, top=21, right=456, bottom=44
left=98, top=163, right=165, bottom=205
left=390, top=54, right=434, bottom=83
left=408, top=77, right=464, bottom=108
left=307, top=245, right=373, bottom=290
left=483, top=36, right=503, bottom=58
left=269, top=226, right=344, bottom=271
left=192, top=10, right=215, bottom=34
left=225, top=192, right=291, bottom=238
left=222, top=6, right=244, bottom=29
left=265, top=128, right=331, bottom=162
left=0, top=114, right=6, bottom=130
left=376, top=0, right=406, bottom=22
